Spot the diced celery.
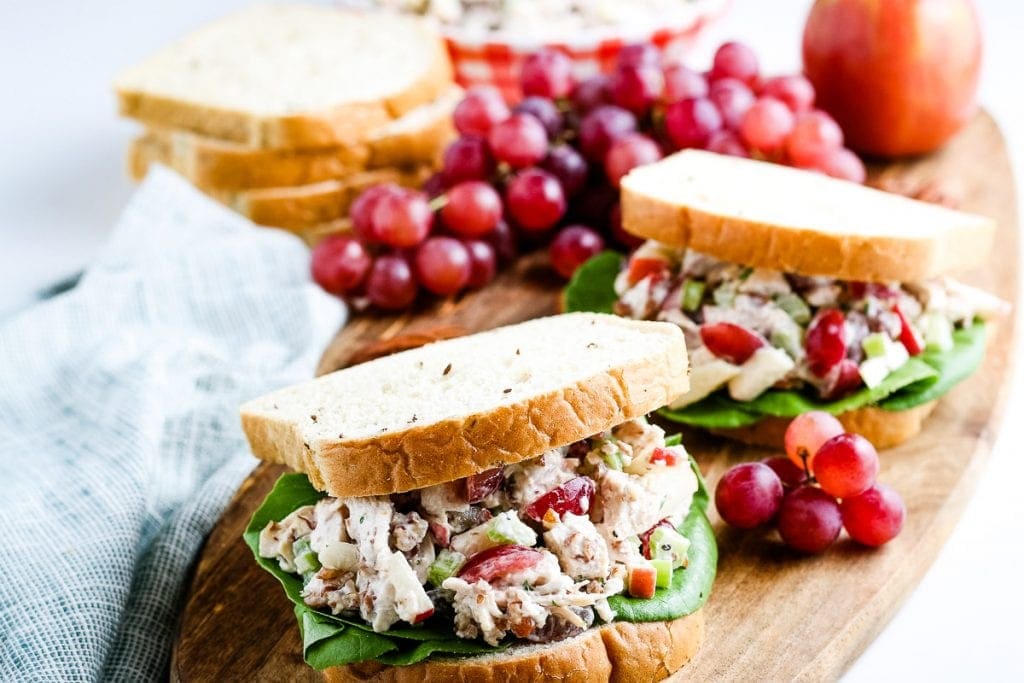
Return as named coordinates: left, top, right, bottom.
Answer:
left=681, top=279, right=706, bottom=312
left=427, top=549, right=466, bottom=587
left=293, top=538, right=321, bottom=575
left=486, top=511, right=537, bottom=546
left=775, top=293, right=812, bottom=324
left=603, top=450, right=624, bottom=470
left=770, top=326, right=803, bottom=359
left=712, top=282, right=737, bottom=306
left=861, top=332, right=889, bottom=359
left=920, top=312, right=955, bottom=351
left=649, top=527, right=691, bottom=569
left=651, top=558, right=673, bottom=588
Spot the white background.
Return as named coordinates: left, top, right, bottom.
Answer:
left=0, top=0, right=1021, bottom=678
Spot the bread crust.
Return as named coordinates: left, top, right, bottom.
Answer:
left=117, top=29, right=453, bottom=151
left=710, top=401, right=938, bottom=449
left=324, top=610, right=704, bottom=683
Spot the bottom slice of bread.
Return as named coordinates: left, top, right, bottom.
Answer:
left=711, top=401, right=938, bottom=450
left=326, top=609, right=704, bottom=683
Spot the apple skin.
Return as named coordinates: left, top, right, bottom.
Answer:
left=802, top=0, right=982, bottom=158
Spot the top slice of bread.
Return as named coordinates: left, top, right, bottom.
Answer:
left=621, top=149, right=996, bottom=283
left=115, top=5, right=453, bottom=150
left=240, top=314, right=689, bottom=498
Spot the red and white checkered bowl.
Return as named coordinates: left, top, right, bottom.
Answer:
left=443, top=0, right=730, bottom=102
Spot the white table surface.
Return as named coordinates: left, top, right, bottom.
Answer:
left=1, top=0, right=1021, bottom=678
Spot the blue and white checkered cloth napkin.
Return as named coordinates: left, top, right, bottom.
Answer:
left=0, top=167, right=343, bottom=681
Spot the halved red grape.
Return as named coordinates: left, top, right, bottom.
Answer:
left=777, top=486, right=842, bottom=554
left=578, top=105, right=638, bottom=162
left=740, top=97, right=795, bottom=154
left=699, top=322, right=765, bottom=364
left=709, top=41, right=759, bottom=85
left=708, top=77, right=755, bottom=130
left=524, top=476, right=597, bottom=522
left=513, top=96, right=564, bottom=139
left=458, top=545, right=543, bottom=583
left=893, top=303, right=924, bottom=355
left=762, top=456, right=808, bottom=488
left=463, top=239, right=497, bottom=289
left=372, top=189, right=434, bottom=248
left=786, top=110, right=844, bottom=166
left=662, top=64, right=708, bottom=103
left=604, top=133, right=662, bottom=187
left=463, top=467, right=505, bottom=503
left=414, top=237, right=471, bottom=296
left=541, top=145, right=588, bottom=198
left=442, top=136, right=495, bottom=185
left=820, top=358, right=862, bottom=400
left=715, top=462, right=784, bottom=529
left=520, top=48, right=574, bottom=99
left=550, top=225, right=605, bottom=279
left=813, top=433, right=880, bottom=498
left=488, top=113, right=549, bottom=168
left=784, top=411, right=845, bottom=472
left=841, top=483, right=905, bottom=546
left=610, top=64, right=663, bottom=115
left=805, top=308, right=847, bottom=377
left=440, top=181, right=503, bottom=238
left=366, top=253, right=418, bottom=310
left=311, top=236, right=371, bottom=296
left=505, top=169, right=566, bottom=232
left=760, top=74, right=815, bottom=112
left=665, top=97, right=722, bottom=149
left=453, top=86, right=510, bottom=136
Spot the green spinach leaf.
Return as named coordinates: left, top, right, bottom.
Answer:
left=564, top=251, right=624, bottom=314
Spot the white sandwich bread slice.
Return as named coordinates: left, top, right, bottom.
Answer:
left=129, top=86, right=460, bottom=192
left=605, top=149, right=1002, bottom=448
left=115, top=4, right=453, bottom=150
left=241, top=314, right=709, bottom=680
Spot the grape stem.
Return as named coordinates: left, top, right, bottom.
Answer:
left=428, top=195, right=449, bottom=212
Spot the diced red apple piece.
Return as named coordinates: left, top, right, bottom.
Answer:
left=627, top=564, right=657, bottom=599
left=524, top=476, right=596, bottom=522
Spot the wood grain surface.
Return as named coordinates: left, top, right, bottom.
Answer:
left=171, top=113, right=1018, bottom=682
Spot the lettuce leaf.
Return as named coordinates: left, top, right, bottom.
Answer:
left=245, top=464, right=716, bottom=669
left=564, top=252, right=989, bottom=427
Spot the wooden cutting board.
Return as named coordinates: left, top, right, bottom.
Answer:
left=171, top=113, right=1018, bottom=681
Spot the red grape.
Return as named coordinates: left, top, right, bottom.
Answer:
left=463, top=467, right=504, bottom=503
left=422, top=172, right=445, bottom=198
left=777, top=486, right=843, bottom=554
left=366, top=253, right=417, bottom=310
left=813, top=433, right=880, bottom=498
left=463, top=239, right=497, bottom=288
left=761, top=74, right=816, bottom=112
left=709, top=77, right=756, bottom=130
left=706, top=130, right=750, bottom=157
left=310, top=235, right=371, bottom=295
left=893, top=303, right=924, bottom=355
left=513, top=96, right=564, bottom=139
left=541, top=144, right=588, bottom=198
left=820, top=358, right=862, bottom=400
left=350, top=184, right=399, bottom=244
left=762, top=456, right=808, bottom=488
left=453, top=85, right=510, bottom=136
left=610, top=203, right=643, bottom=249
left=714, top=462, right=784, bottom=529
left=805, top=308, right=847, bottom=377
left=740, top=97, right=796, bottom=154
left=618, top=43, right=661, bottom=68
left=803, top=147, right=867, bottom=183
left=485, top=219, right=517, bottom=264
left=841, top=483, right=905, bottom=547
left=784, top=411, right=845, bottom=472
left=786, top=110, right=844, bottom=166
left=524, top=476, right=597, bottom=521
left=372, top=189, right=434, bottom=248
left=610, top=64, right=663, bottom=115
left=458, top=545, right=543, bottom=583
left=699, top=322, right=765, bottom=364
left=578, top=105, right=638, bottom=162
left=488, top=113, right=549, bottom=168
left=414, top=236, right=471, bottom=296
left=663, top=64, right=708, bottom=102
left=442, top=135, right=495, bottom=185
left=505, top=169, right=567, bottom=232
left=665, top=97, right=723, bottom=149
left=604, top=133, right=662, bottom=187
left=709, top=41, right=759, bottom=85
left=571, top=74, right=612, bottom=113
left=520, top=48, right=574, bottom=99
left=550, top=225, right=605, bottom=279
left=440, top=181, right=503, bottom=238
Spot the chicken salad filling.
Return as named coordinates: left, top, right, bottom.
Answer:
left=258, top=418, right=699, bottom=648
left=613, top=242, right=1007, bottom=409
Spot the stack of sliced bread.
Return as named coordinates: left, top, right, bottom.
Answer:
left=115, top=4, right=458, bottom=243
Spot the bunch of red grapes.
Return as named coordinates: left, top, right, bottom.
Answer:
left=715, top=411, right=905, bottom=554
left=312, top=41, right=866, bottom=311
